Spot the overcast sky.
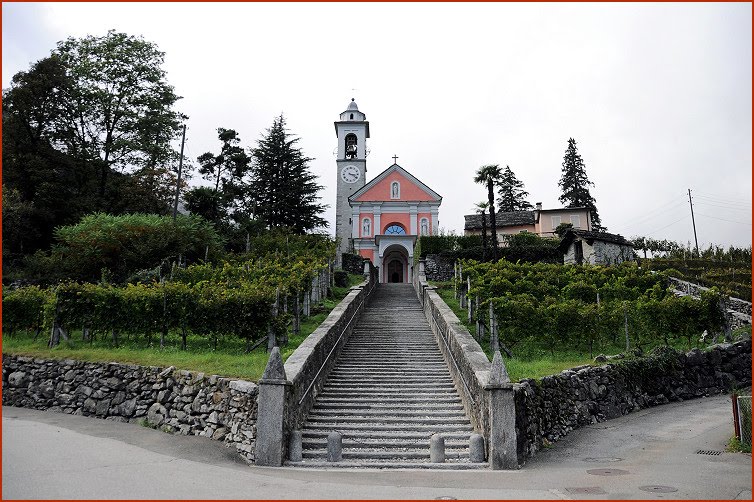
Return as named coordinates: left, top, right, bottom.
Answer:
left=4, top=3, right=752, bottom=248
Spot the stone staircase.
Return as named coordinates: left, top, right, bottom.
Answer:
left=288, top=283, right=486, bottom=468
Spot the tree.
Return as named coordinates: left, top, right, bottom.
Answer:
left=249, top=115, right=328, bottom=233
left=496, top=165, right=533, bottom=212
left=558, top=138, right=605, bottom=231
left=474, top=201, right=489, bottom=261
left=192, top=128, right=252, bottom=225
left=2, top=56, right=101, bottom=254
left=474, top=164, right=503, bottom=258
left=53, top=30, right=185, bottom=201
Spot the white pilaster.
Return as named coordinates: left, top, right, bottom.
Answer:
left=410, top=205, right=418, bottom=235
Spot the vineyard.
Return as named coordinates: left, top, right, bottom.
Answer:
left=645, top=258, right=752, bottom=302
left=451, top=259, right=734, bottom=360
left=2, top=234, right=358, bottom=378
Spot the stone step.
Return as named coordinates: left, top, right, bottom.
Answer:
left=285, top=460, right=487, bottom=470
left=323, top=381, right=455, bottom=389
left=306, top=400, right=463, bottom=413
left=310, top=408, right=466, bottom=422
left=302, top=438, right=470, bottom=450
left=301, top=423, right=474, bottom=434
left=306, top=415, right=470, bottom=426
left=301, top=449, right=470, bottom=460
left=324, top=378, right=455, bottom=385
left=313, top=397, right=463, bottom=406
left=301, top=429, right=475, bottom=441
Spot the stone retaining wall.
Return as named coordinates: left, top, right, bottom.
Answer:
left=668, top=276, right=752, bottom=319
left=2, top=355, right=258, bottom=462
left=514, top=339, right=752, bottom=463
left=424, top=254, right=455, bottom=282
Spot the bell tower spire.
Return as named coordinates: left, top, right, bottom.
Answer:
left=334, top=99, right=369, bottom=265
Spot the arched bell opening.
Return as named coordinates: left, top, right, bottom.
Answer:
left=345, top=134, right=358, bottom=159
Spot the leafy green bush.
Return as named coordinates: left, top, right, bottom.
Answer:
left=459, top=259, right=726, bottom=355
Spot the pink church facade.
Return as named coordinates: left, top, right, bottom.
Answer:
left=349, top=164, right=441, bottom=283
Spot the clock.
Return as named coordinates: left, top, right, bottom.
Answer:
left=340, top=165, right=361, bottom=183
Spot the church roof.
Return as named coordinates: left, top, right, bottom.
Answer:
left=349, top=163, right=442, bottom=203
left=464, top=211, right=535, bottom=230
left=347, top=98, right=359, bottom=111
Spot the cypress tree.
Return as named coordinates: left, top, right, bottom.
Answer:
left=250, top=115, right=327, bottom=233
left=558, top=138, right=605, bottom=231
left=496, top=165, right=533, bottom=212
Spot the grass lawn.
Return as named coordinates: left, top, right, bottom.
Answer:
left=2, top=274, right=365, bottom=382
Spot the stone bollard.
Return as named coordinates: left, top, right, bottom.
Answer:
left=288, top=430, right=303, bottom=462
left=469, top=434, right=485, bottom=463
left=327, top=431, right=342, bottom=462
left=430, top=433, right=445, bottom=463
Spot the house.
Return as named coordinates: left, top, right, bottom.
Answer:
left=558, top=229, right=635, bottom=265
left=463, top=203, right=592, bottom=240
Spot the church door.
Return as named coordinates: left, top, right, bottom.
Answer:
left=388, top=260, right=403, bottom=283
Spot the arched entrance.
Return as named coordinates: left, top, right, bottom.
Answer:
left=381, top=244, right=410, bottom=283
left=387, top=260, right=404, bottom=283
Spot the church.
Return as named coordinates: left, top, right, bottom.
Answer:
left=334, top=99, right=442, bottom=283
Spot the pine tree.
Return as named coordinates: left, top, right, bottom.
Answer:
left=558, top=138, right=605, bottom=231
left=496, top=165, right=533, bottom=212
left=250, top=115, right=327, bottom=233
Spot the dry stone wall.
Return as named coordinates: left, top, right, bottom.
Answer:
left=2, top=355, right=258, bottom=462
left=424, top=254, right=455, bottom=282
left=514, top=339, right=752, bottom=463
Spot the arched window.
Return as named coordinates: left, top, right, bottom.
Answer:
left=345, top=134, right=357, bottom=159
left=390, top=181, right=400, bottom=199
left=420, top=218, right=429, bottom=236
left=384, top=224, right=406, bottom=235
left=362, top=218, right=371, bottom=236
left=349, top=113, right=354, bottom=120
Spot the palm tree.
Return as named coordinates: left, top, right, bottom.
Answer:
left=474, top=164, right=503, bottom=259
left=474, top=201, right=489, bottom=261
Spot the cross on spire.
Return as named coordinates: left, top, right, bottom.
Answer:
left=392, top=155, right=399, bottom=164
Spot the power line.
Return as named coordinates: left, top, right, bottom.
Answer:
left=644, top=214, right=689, bottom=237
left=694, top=195, right=751, bottom=208
left=694, top=191, right=752, bottom=204
left=696, top=213, right=752, bottom=226
left=616, top=198, right=688, bottom=232
left=695, top=201, right=752, bottom=212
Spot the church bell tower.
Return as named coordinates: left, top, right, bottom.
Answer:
left=335, top=99, right=369, bottom=265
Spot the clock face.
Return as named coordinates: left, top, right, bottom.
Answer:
left=340, top=165, right=361, bottom=184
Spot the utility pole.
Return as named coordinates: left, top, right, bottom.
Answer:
left=687, top=188, right=699, bottom=257
left=173, top=124, right=187, bottom=220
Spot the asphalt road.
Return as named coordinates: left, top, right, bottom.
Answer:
left=2, top=393, right=751, bottom=500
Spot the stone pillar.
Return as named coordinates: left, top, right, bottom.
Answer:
left=486, top=351, right=517, bottom=470
left=255, top=347, right=291, bottom=466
